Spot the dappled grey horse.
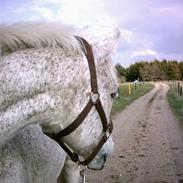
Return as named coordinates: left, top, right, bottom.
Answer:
left=0, top=22, right=120, bottom=183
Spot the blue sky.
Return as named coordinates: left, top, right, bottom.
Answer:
left=0, top=0, right=183, bottom=67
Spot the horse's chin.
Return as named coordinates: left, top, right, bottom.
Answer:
left=87, top=136, right=114, bottom=170
left=87, top=153, right=107, bottom=170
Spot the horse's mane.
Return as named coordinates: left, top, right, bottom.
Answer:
left=0, top=22, right=81, bottom=56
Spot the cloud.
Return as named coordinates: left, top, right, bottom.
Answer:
left=32, top=0, right=62, bottom=4
left=57, top=0, right=117, bottom=26
left=9, top=0, right=117, bottom=25
left=109, top=0, right=183, bottom=67
left=31, top=6, right=55, bottom=20
left=1, top=0, right=183, bottom=67
left=132, top=49, right=158, bottom=57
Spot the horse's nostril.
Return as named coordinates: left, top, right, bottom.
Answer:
left=103, top=153, right=107, bottom=162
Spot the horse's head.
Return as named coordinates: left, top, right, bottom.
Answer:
left=46, top=26, right=121, bottom=170
left=56, top=26, right=121, bottom=170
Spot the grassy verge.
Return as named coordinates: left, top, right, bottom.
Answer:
left=111, top=82, right=154, bottom=116
left=167, top=83, right=183, bottom=125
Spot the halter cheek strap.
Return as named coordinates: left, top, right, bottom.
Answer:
left=45, top=36, right=113, bottom=166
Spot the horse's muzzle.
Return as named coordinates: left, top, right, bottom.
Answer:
left=87, top=153, right=108, bottom=170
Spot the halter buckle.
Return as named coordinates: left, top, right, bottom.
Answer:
left=90, top=91, right=100, bottom=104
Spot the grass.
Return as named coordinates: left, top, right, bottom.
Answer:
left=111, top=82, right=154, bottom=116
left=167, top=82, right=183, bottom=125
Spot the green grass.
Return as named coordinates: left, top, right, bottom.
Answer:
left=167, top=83, right=183, bottom=125
left=111, top=82, right=154, bottom=116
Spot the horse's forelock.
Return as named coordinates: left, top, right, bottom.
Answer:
left=0, top=22, right=81, bottom=56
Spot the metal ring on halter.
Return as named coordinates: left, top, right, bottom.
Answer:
left=90, top=91, right=100, bottom=104
left=78, top=164, right=87, bottom=172
left=106, top=130, right=110, bottom=139
left=103, top=130, right=111, bottom=141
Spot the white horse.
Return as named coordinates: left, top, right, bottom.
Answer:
left=0, top=124, right=66, bottom=183
left=0, top=22, right=120, bottom=183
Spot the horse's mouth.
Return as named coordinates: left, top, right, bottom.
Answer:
left=87, top=164, right=105, bottom=170
left=87, top=153, right=107, bottom=170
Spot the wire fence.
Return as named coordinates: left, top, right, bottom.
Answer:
left=171, top=80, right=183, bottom=96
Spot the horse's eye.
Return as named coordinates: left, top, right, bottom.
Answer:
left=111, top=93, right=117, bottom=99
left=110, top=88, right=120, bottom=99
left=111, top=92, right=119, bottom=99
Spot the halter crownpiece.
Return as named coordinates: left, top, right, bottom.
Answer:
left=45, top=36, right=113, bottom=166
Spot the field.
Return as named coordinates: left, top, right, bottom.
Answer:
left=111, top=82, right=154, bottom=115
left=167, top=82, right=183, bottom=125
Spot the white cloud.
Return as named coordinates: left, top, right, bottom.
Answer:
left=57, top=0, right=116, bottom=26
left=120, top=29, right=134, bottom=43
left=32, top=0, right=62, bottom=4
left=132, top=49, right=158, bottom=57
left=1, top=0, right=183, bottom=67
left=13, top=7, right=27, bottom=14
left=31, top=6, right=55, bottom=20
left=12, top=2, right=56, bottom=21
left=11, top=0, right=117, bottom=26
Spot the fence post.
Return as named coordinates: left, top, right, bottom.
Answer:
left=128, top=83, right=131, bottom=95
left=180, top=86, right=182, bottom=96
left=178, top=82, right=180, bottom=93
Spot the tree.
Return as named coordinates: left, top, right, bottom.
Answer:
left=179, top=62, right=183, bottom=80
left=166, top=61, right=180, bottom=80
left=126, top=63, right=141, bottom=81
left=118, top=60, right=182, bottom=82
left=139, top=62, right=151, bottom=81
left=115, top=63, right=127, bottom=82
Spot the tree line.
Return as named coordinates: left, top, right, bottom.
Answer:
left=116, top=60, right=183, bottom=82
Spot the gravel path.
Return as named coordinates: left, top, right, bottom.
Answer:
left=86, top=82, right=183, bottom=183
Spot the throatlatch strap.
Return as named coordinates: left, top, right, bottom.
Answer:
left=56, top=139, right=79, bottom=162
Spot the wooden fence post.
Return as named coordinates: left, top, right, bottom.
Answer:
left=128, top=83, right=131, bottom=95
left=180, top=86, right=182, bottom=96
left=178, top=82, right=180, bottom=93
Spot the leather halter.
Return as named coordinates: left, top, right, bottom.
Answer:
left=45, top=37, right=113, bottom=166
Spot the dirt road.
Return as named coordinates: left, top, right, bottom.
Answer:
left=86, top=82, right=183, bottom=183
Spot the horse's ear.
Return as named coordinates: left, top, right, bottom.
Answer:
left=94, top=27, right=121, bottom=59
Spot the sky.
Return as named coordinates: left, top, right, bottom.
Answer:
left=0, top=0, right=183, bottom=68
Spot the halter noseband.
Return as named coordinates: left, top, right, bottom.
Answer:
left=45, top=36, right=113, bottom=166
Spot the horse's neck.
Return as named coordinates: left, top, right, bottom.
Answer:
left=59, top=157, right=82, bottom=183
left=0, top=48, right=91, bottom=145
